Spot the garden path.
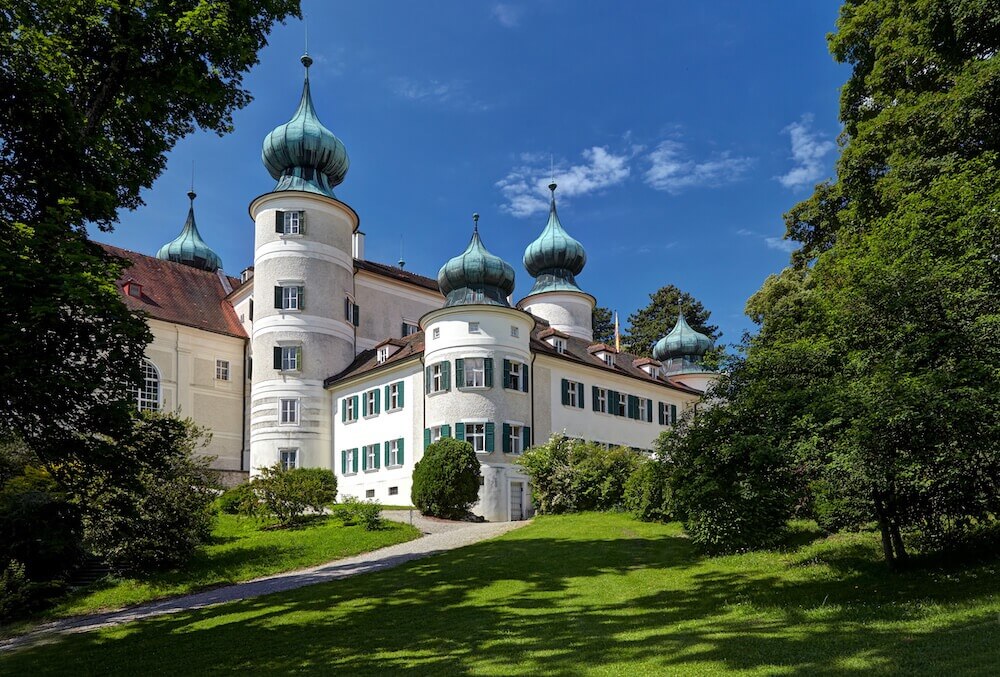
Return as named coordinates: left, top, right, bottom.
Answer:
left=0, top=510, right=528, bottom=654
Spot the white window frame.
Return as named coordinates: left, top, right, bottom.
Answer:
left=402, top=321, right=419, bottom=336
left=345, top=397, right=357, bottom=423
left=464, top=357, right=486, bottom=388
left=388, top=439, right=402, bottom=467
left=468, top=321, right=481, bottom=334
left=603, top=353, right=614, bottom=367
left=280, top=346, right=299, bottom=371
left=510, top=325, right=519, bottom=338
left=136, top=359, right=161, bottom=413
left=466, top=422, right=487, bottom=453
left=430, top=363, right=444, bottom=393
left=388, top=382, right=402, bottom=410
left=215, top=359, right=230, bottom=381
left=364, top=444, right=379, bottom=471
left=566, top=380, right=581, bottom=408
left=279, top=448, right=299, bottom=470
left=638, top=398, right=650, bottom=422
left=429, top=425, right=443, bottom=443
left=279, top=398, right=299, bottom=425
left=281, top=285, right=301, bottom=311
left=509, top=424, right=523, bottom=455
left=283, top=210, right=302, bottom=235
left=377, top=347, right=390, bottom=363
left=553, top=337, right=566, bottom=354
left=363, top=390, right=377, bottom=418
left=507, top=361, right=522, bottom=391
left=595, top=387, right=608, bottom=414
left=616, top=392, right=627, bottom=417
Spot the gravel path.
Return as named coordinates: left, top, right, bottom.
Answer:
left=0, top=511, right=528, bottom=654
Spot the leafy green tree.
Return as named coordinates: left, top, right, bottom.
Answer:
left=0, top=0, right=300, bottom=464
left=591, top=306, right=615, bottom=345
left=411, top=438, right=481, bottom=519
left=622, top=285, right=719, bottom=358
left=248, top=465, right=338, bottom=526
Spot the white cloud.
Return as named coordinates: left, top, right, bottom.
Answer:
left=491, top=3, right=522, bottom=28
left=389, top=78, right=491, bottom=112
left=737, top=228, right=798, bottom=253
left=776, top=114, right=836, bottom=189
left=644, top=141, right=753, bottom=193
left=496, top=147, right=631, bottom=218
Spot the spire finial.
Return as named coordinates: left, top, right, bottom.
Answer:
left=472, top=212, right=480, bottom=233
left=398, top=235, right=406, bottom=269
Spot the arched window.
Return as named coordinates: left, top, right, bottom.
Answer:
left=136, top=359, right=161, bottom=412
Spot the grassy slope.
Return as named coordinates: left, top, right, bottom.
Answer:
left=4, top=513, right=999, bottom=675
left=49, top=514, right=421, bottom=618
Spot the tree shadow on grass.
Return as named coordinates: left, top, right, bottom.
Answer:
left=4, top=518, right=1000, bottom=676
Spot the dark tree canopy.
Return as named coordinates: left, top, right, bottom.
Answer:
left=591, top=306, right=615, bottom=345
left=622, top=285, right=719, bottom=358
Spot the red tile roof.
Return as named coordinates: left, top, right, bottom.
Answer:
left=99, top=243, right=247, bottom=339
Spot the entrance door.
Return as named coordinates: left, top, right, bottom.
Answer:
left=510, top=481, right=524, bottom=521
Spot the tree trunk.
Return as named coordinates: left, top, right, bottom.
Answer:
left=889, top=519, right=908, bottom=564
left=872, top=493, right=897, bottom=568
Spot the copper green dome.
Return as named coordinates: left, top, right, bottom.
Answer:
left=653, top=312, right=713, bottom=362
left=437, top=214, right=516, bottom=307
left=261, top=54, right=349, bottom=198
left=523, top=183, right=587, bottom=296
left=156, top=191, right=222, bottom=272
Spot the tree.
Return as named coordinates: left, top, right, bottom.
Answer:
left=622, top=285, right=719, bottom=358
left=411, top=438, right=481, bottom=519
left=0, top=0, right=300, bottom=465
left=248, top=465, right=338, bottom=526
left=591, top=306, right=615, bottom=345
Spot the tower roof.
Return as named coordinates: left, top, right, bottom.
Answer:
left=523, top=183, right=587, bottom=296
left=653, top=312, right=713, bottom=362
left=155, top=191, right=223, bottom=272
left=261, top=54, right=349, bottom=197
left=437, top=214, right=516, bottom=307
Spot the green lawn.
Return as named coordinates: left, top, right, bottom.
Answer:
left=45, top=514, right=421, bottom=618
left=4, top=513, right=999, bottom=675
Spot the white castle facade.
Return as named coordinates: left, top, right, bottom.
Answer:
left=110, top=56, right=717, bottom=521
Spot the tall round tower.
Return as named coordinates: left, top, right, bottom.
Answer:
left=517, top=183, right=596, bottom=341
left=248, top=54, right=358, bottom=473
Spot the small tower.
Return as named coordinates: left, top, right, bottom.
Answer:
left=653, top=312, right=718, bottom=392
left=156, top=191, right=223, bottom=272
left=517, top=183, right=596, bottom=340
left=421, top=214, right=535, bottom=521
left=248, top=54, right=359, bottom=474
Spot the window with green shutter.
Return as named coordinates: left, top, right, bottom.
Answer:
left=441, top=361, right=451, bottom=391
left=424, top=428, right=431, bottom=449
left=455, top=422, right=465, bottom=442
left=397, top=438, right=404, bottom=465
left=576, top=382, right=584, bottom=408
left=670, top=404, right=678, bottom=425
left=523, top=425, right=531, bottom=451
left=352, top=449, right=359, bottom=473
left=502, top=359, right=511, bottom=388
left=441, top=423, right=451, bottom=438
left=341, top=450, right=348, bottom=474
left=628, top=395, right=638, bottom=419
left=485, top=422, right=495, bottom=452
left=484, top=358, right=493, bottom=388
left=455, top=358, right=465, bottom=387
left=502, top=423, right=511, bottom=452
left=561, top=378, right=570, bottom=405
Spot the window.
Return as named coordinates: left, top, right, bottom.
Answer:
left=124, top=281, right=142, bottom=298
left=344, top=297, right=360, bottom=326
left=279, top=398, right=299, bottom=424
left=216, top=359, right=230, bottom=381
left=366, top=489, right=375, bottom=499
left=387, top=381, right=403, bottom=410
left=427, top=361, right=451, bottom=394
left=402, top=321, right=419, bottom=336
left=136, top=359, right=160, bottom=412
left=388, top=486, right=399, bottom=496
left=507, top=361, right=521, bottom=390
left=638, top=398, right=651, bottom=422
left=387, top=438, right=403, bottom=466
left=274, top=345, right=300, bottom=371
left=466, top=423, right=486, bottom=453
left=429, top=425, right=444, bottom=443
left=362, top=389, right=379, bottom=417
left=341, top=448, right=359, bottom=474
left=363, top=443, right=380, bottom=471
left=377, top=347, right=390, bottom=363
left=553, top=338, right=566, bottom=354
left=432, top=327, right=440, bottom=340
left=276, top=210, right=303, bottom=235
left=615, top=391, right=627, bottom=417
left=562, top=379, right=584, bottom=408
left=343, top=396, right=358, bottom=423
left=508, top=424, right=523, bottom=454
left=274, top=285, right=303, bottom=311
left=603, top=353, right=614, bottom=367
left=594, top=387, right=608, bottom=414
left=510, top=326, right=519, bottom=338
left=468, top=321, right=481, bottom=334
left=463, top=357, right=486, bottom=388
left=659, top=402, right=678, bottom=426
left=279, top=448, right=298, bottom=470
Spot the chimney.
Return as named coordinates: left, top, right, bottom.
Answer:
left=353, top=231, right=366, bottom=260
left=240, top=266, right=254, bottom=283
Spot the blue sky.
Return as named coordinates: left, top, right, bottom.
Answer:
left=97, top=0, right=848, bottom=346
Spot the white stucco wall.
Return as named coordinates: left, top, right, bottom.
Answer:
left=519, top=290, right=595, bottom=342
left=354, top=270, right=442, bottom=350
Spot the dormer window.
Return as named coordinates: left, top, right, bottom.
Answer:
left=377, top=347, right=390, bottom=363
left=552, top=338, right=566, bottom=354
left=123, top=280, right=143, bottom=298
left=603, top=353, right=614, bottom=367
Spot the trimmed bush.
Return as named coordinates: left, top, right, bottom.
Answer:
left=624, top=458, right=672, bottom=522
left=250, top=465, right=337, bottom=525
left=411, top=438, right=481, bottom=519
left=336, top=496, right=384, bottom=531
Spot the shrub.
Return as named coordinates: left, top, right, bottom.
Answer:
left=519, top=435, right=643, bottom=514
left=79, top=413, right=218, bottom=573
left=624, top=458, right=672, bottom=522
left=411, top=438, right=481, bottom=519
left=336, top=496, right=384, bottom=531
left=215, top=482, right=256, bottom=515
left=0, top=559, right=31, bottom=622
left=251, top=465, right=337, bottom=525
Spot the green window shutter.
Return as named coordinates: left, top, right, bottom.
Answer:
left=385, top=385, right=390, bottom=407
left=401, top=322, right=407, bottom=337
left=609, top=390, right=619, bottom=416
left=424, top=428, right=431, bottom=449
left=297, top=211, right=305, bottom=235
left=658, top=402, right=665, bottom=425
left=398, top=381, right=404, bottom=407
left=561, top=379, right=569, bottom=405
left=442, top=361, right=451, bottom=391
left=485, top=422, right=495, bottom=452
left=353, top=304, right=360, bottom=327
left=502, top=423, right=511, bottom=453
left=670, top=404, right=678, bottom=425
left=362, top=446, right=368, bottom=471
left=441, top=423, right=451, bottom=438
left=341, top=399, right=347, bottom=423
left=455, top=358, right=464, bottom=388
left=374, top=388, right=380, bottom=414
left=576, top=382, right=584, bottom=408
left=592, top=386, right=600, bottom=411
left=628, top=395, right=638, bottom=419
left=275, top=210, right=283, bottom=233
left=297, top=286, right=305, bottom=311
left=425, top=366, right=432, bottom=394
left=384, top=442, right=390, bottom=467
left=352, top=449, right=358, bottom=473
left=523, top=426, right=531, bottom=450
left=646, top=400, right=653, bottom=423
left=522, top=365, right=529, bottom=392
left=455, top=422, right=465, bottom=441
left=274, top=286, right=282, bottom=309
left=484, top=358, right=494, bottom=388
left=341, top=450, right=347, bottom=475
left=398, top=438, right=404, bottom=465
left=345, top=297, right=352, bottom=321
left=273, top=347, right=282, bottom=370
left=375, top=443, right=381, bottom=469
left=296, top=346, right=303, bottom=370
left=503, top=359, right=511, bottom=389
left=352, top=395, right=359, bottom=418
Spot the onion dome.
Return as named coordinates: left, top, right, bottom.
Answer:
left=523, top=182, right=587, bottom=296
left=261, top=54, right=349, bottom=198
left=437, top=214, right=516, bottom=307
left=653, top=312, right=713, bottom=362
left=156, top=191, right=223, bottom=272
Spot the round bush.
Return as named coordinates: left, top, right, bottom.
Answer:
left=411, top=438, right=481, bottom=519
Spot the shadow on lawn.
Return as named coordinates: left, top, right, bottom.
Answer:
left=5, top=521, right=1000, bottom=676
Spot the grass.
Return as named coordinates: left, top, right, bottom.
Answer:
left=3, top=512, right=1000, bottom=675
left=41, top=513, right=421, bottom=619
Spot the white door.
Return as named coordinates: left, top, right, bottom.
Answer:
left=510, top=481, right=524, bottom=521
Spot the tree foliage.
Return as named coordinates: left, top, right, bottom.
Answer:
left=591, top=306, right=615, bottom=345
left=248, top=465, right=338, bottom=526
left=622, top=285, right=719, bottom=358
left=411, top=438, right=481, bottom=519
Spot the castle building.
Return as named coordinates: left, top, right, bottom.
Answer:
left=106, top=55, right=718, bottom=519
